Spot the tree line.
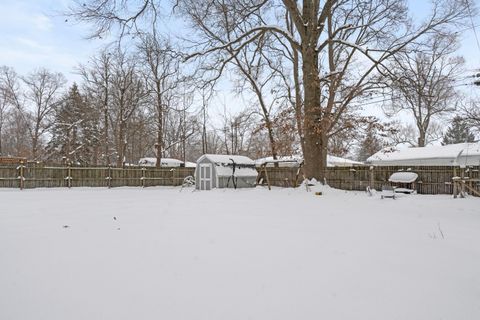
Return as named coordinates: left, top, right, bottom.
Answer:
left=1, top=0, right=479, bottom=177
left=0, top=44, right=298, bottom=166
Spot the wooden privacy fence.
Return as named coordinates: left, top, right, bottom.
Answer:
left=2, top=164, right=480, bottom=195
left=0, top=165, right=195, bottom=189
left=257, top=165, right=480, bottom=195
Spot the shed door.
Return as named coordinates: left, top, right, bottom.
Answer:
left=199, top=164, right=212, bottom=190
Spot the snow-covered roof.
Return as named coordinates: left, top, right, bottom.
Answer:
left=367, top=143, right=480, bottom=166
left=327, top=155, right=363, bottom=167
left=198, top=154, right=255, bottom=166
left=255, top=155, right=363, bottom=167
left=389, top=172, right=419, bottom=183
left=197, top=154, right=257, bottom=178
left=184, top=161, right=197, bottom=168
left=138, top=157, right=187, bottom=167
left=254, top=155, right=302, bottom=167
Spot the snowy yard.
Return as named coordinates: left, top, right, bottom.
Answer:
left=1, top=186, right=479, bottom=320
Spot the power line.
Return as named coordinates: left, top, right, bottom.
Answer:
left=465, top=0, right=480, bottom=65
left=351, top=82, right=478, bottom=108
left=455, top=23, right=480, bottom=34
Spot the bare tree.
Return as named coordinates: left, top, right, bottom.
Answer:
left=2, top=109, right=32, bottom=157
left=387, top=121, right=444, bottom=147
left=0, top=66, right=24, bottom=156
left=78, top=50, right=113, bottom=165
left=356, top=123, right=385, bottom=162
left=214, top=105, right=257, bottom=155
left=2, top=68, right=67, bottom=160
left=124, top=107, right=155, bottom=163
left=179, top=2, right=288, bottom=160
left=161, top=89, right=199, bottom=160
left=462, top=101, right=480, bottom=136
left=183, top=0, right=471, bottom=178
left=69, top=0, right=472, bottom=178
left=137, top=34, right=180, bottom=167
left=0, top=89, right=6, bottom=156
left=386, top=34, right=464, bottom=146
left=109, top=49, right=147, bottom=167
left=0, top=67, right=11, bottom=155
left=21, top=69, right=67, bottom=160
left=199, top=88, right=212, bottom=154
left=68, top=0, right=162, bottom=39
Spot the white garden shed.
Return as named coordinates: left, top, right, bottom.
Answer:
left=195, top=154, right=258, bottom=190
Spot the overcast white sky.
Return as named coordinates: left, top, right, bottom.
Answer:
left=1, top=0, right=480, bottom=124
left=0, top=0, right=99, bottom=81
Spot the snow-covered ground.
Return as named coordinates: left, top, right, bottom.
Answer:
left=1, top=186, right=479, bottom=320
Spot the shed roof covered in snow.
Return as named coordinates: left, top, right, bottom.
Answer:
left=198, top=154, right=255, bottom=166
left=197, top=154, right=257, bottom=178
left=366, top=143, right=480, bottom=167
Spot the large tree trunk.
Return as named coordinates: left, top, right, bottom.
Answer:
left=116, top=122, right=125, bottom=167
left=155, top=122, right=163, bottom=168
left=93, top=144, right=99, bottom=166
left=65, top=129, right=71, bottom=161
left=155, top=88, right=163, bottom=168
left=103, top=101, right=109, bottom=166
left=255, top=89, right=278, bottom=161
left=32, top=139, right=38, bottom=160
left=266, top=120, right=278, bottom=160
left=102, top=65, right=110, bottom=165
left=301, top=45, right=326, bottom=180
left=418, top=131, right=426, bottom=147
left=232, top=52, right=278, bottom=162
left=293, top=48, right=305, bottom=157
left=32, top=124, right=40, bottom=160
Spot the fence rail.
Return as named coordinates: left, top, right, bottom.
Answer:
left=0, top=165, right=195, bottom=189
left=1, top=164, right=479, bottom=195
left=257, top=165, right=480, bottom=195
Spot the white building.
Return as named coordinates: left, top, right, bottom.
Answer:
left=327, top=155, right=364, bottom=167
left=366, top=143, right=480, bottom=167
left=138, top=157, right=196, bottom=168
left=254, top=155, right=363, bottom=167
left=196, top=154, right=258, bottom=190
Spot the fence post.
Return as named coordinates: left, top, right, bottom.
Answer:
left=65, top=165, right=72, bottom=188
left=18, top=161, right=25, bottom=190
left=106, top=166, right=112, bottom=189
left=349, top=168, right=356, bottom=190
left=141, top=167, right=146, bottom=188
left=171, top=168, right=176, bottom=186
left=452, top=166, right=457, bottom=195
left=264, top=165, right=271, bottom=190
left=369, top=166, right=374, bottom=190
left=453, top=177, right=458, bottom=198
